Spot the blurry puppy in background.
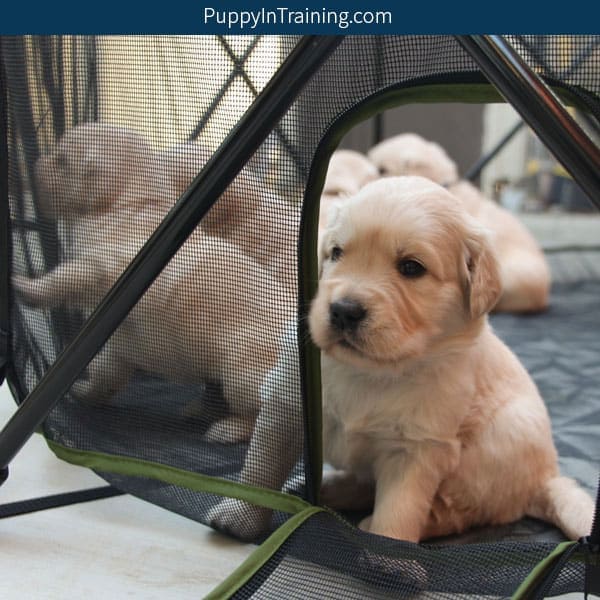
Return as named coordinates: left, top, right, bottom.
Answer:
left=14, top=123, right=290, bottom=442
left=158, top=142, right=264, bottom=238
left=159, top=141, right=298, bottom=290
left=160, top=146, right=378, bottom=290
left=21, top=123, right=174, bottom=307
left=368, top=133, right=551, bottom=313
left=310, top=176, right=593, bottom=542
left=163, top=142, right=307, bottom=536
left=35, top=123, right=170, bottom=221
left=319, top=149, right=379, bottom=231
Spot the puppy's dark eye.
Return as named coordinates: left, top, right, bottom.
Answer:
left=378, top=166, right=389, bottom=176
left=330, top=246, right=343, bottom=262
left=398, top=259, right=426, bottom=278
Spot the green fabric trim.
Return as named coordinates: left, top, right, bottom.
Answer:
left=204, top=506, right=324, bottom=600
left=47, top=440, right=311, bottom=515
left=511, top=541, right=576, bottom=600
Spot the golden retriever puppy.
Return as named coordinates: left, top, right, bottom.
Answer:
left=14, top=123, right=290, bottom=442
left=368, top=133, right=551, bottom=313
left=320, top=149, right=379, bottom=230
left=310, top=176, right=593, bottom=542
left=16, top=234, right=288, bottom=442
left=19, top=123, right=176, bottom=307
left=35, top=122, right=173, bottom=221
left=159, top=141, right=298, bottom=290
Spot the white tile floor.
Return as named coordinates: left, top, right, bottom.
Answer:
left=0, top=383, right=254, bottom=599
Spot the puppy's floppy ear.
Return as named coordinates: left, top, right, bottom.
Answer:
left=463, top=224, right=502, bottom=319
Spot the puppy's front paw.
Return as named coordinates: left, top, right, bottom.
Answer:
left=206, top=498, right=272, bottom=542
left=363, top=516, right=420, bottom=544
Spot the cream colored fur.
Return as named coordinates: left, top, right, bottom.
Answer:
left=159, top=141, right=297, bottom=290
left=14, top=123, right=289, bottom=442
left=320, top=149, right=379, bottom=231
left=368, top=133, right=551, bottom=313
left=310, top=176, right=593, bottom=542
left=158, top=142, right=263, bottom=237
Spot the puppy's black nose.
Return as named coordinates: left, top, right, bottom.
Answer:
left=330, top=298, right=367, bottom=332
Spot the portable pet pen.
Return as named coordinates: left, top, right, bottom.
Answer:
left=1, top=35, right=600, bottom=598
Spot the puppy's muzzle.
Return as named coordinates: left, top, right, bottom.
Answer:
left=329, top=298, right=367, bottom=333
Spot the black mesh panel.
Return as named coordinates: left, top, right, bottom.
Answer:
left=231, top=511, right=585, bottom=599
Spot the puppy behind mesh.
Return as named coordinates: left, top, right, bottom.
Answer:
left=200, top=151, right=379, bottom=538
left=159, top=141, right=298, bottom=290
left=14, top=123, right=290, bottom=442
left=310, top=176, right=593, bottom=542
left=17, top=123, right=175, bottom=308
left=158, top=142, right=264, bottom=238
left=368, top=133, right=551, bottom=313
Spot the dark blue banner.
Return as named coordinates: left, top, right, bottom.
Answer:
left=1, top=0, right=597, bottom=34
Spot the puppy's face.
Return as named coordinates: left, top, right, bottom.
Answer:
left=309, top=176, right=501, bottom=374
left=368, top=133, right=459, bottom=186
left=35, top=123, right=153, bottom=220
